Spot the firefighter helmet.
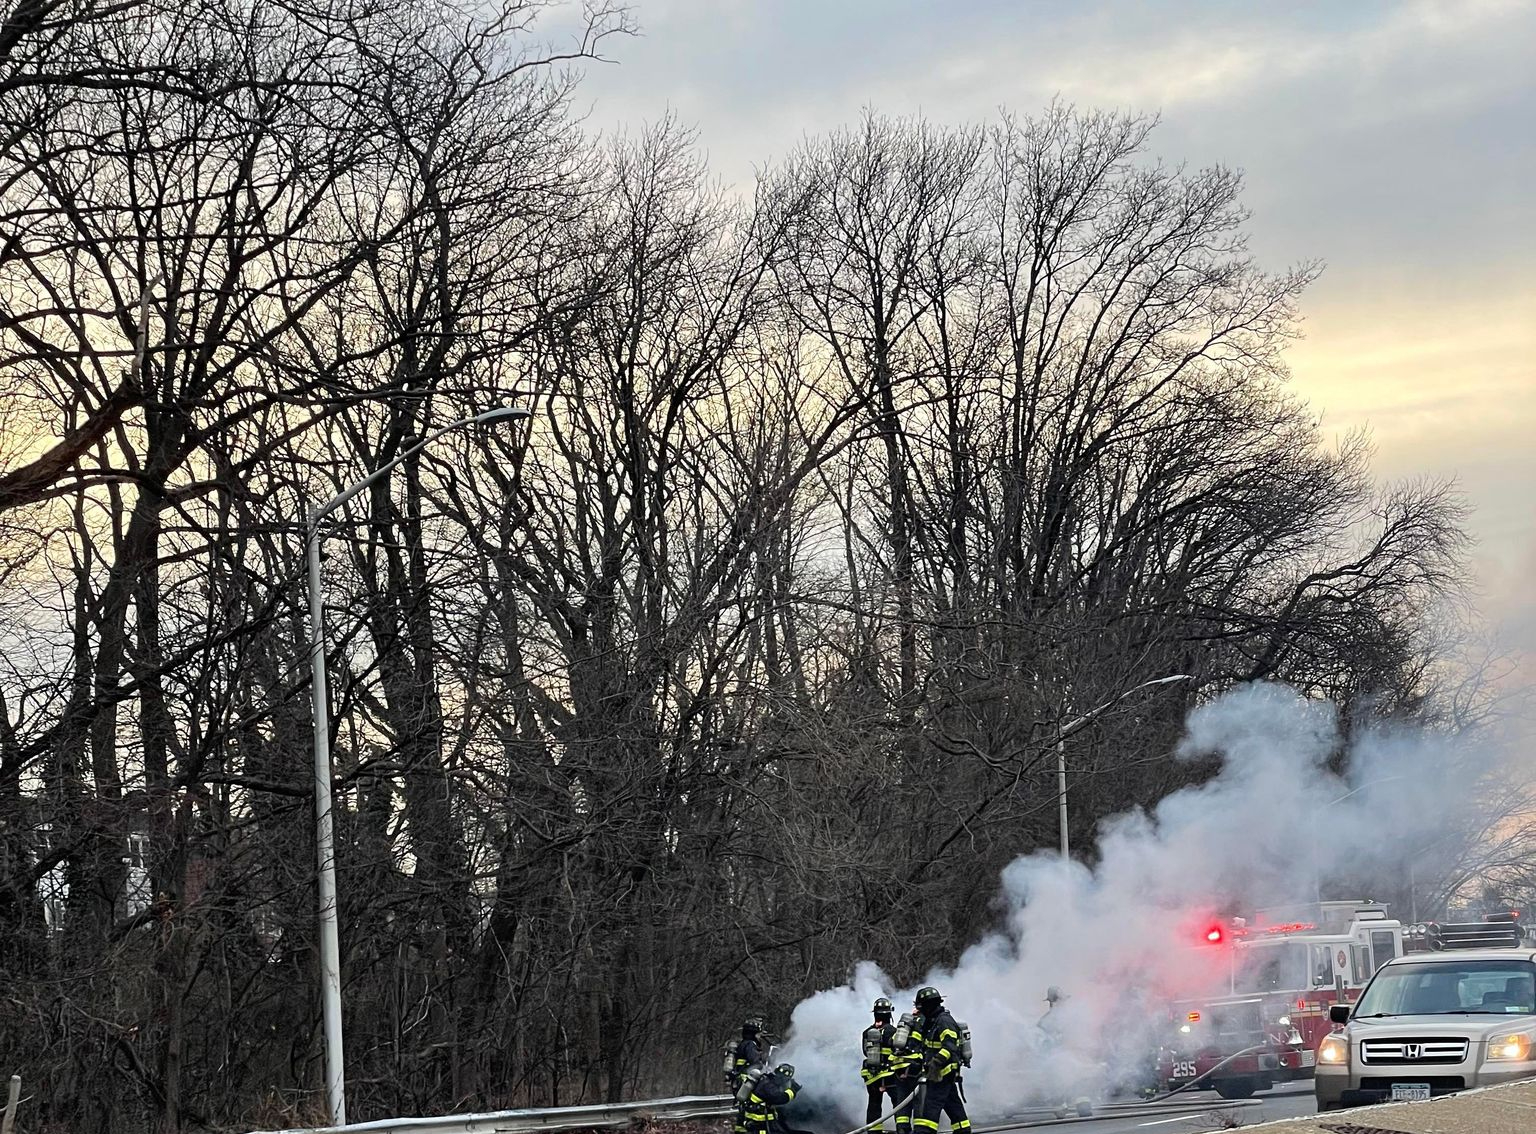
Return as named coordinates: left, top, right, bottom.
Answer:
left=873, top=996, right=894, bottom=1017
left=916, top=986, right=942, bottom=1010
left=776, top=1062, right=795, bottom=1079
left=744, top=1015, right=764, bottom=1034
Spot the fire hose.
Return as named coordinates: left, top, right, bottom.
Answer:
left=825, top=1044, right=1270, bottom=1134
left=1147, top=1043, right=1273, bottom=1103
left=832, top=1082, right=925, bottom=1134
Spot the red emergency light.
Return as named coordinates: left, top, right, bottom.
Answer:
left=1186, top=1011, right=1201, bottom=1022
left=1204, top=925, right=1225, bottom=944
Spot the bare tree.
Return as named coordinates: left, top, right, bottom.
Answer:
left=0, top=59, right=1489, bottom=1131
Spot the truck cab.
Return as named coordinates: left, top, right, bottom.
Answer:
left=1158, top=901, right=1404, bottom=1099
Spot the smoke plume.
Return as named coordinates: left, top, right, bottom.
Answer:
left=773, top=682, right=1512, bottom=1126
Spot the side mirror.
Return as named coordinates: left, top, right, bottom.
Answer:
left=1329, top=1004, right=1351, bottom=1024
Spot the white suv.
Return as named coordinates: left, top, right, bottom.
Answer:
left=1315, top=947, right=1536, bottom=1109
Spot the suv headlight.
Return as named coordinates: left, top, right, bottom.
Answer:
left=1487, top=1033, right=1532, bottom=1062
left=1317, top=1035, right=1348, bottom=1065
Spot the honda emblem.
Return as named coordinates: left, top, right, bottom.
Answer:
left=1405, top=1044, right=1422, bottom=1060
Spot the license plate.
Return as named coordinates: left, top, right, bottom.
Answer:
left=1391, top=1083, right=1431, bottom=1102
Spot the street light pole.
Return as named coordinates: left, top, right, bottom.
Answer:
left=1057, top=739, right=1068, bottom=858
left=1055, top=674, right=1193, bottom=860
left=306, top=529, right=345, bottom=1128
left=306, top=406, right=530, bottom=1128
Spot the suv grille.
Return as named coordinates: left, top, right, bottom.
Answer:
left=1359, top=1039, right=1469, bottom=1064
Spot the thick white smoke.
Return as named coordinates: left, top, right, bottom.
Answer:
left=774, top=683, right=1506, bottom=1125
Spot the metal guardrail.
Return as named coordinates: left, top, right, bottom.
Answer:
left=246, top=1093, right=737, bottom=1134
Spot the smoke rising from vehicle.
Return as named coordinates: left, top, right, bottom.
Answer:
left=774, top=682, right=1506, bottom=1126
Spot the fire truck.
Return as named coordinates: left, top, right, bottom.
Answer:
left=1156, top=900, right=1406, bottom=1099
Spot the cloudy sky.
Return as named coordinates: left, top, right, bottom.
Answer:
left=571, top=0, right=1535, bottom=657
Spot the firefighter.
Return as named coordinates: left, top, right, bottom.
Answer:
left=743, top=1061, right=801, bottom=1134
left=912, top=987, right=970, bottom=1134
left=1037, top=987, right=1062, bottom=1039
left=860, top=996, right=902, bottom=1129
left=727, top=1016, right=769, bottom=1134
left=728, top=1016, right=768, bottom=1089
left=1037, top=988, right=1093, bottom=1119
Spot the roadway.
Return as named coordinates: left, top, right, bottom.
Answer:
left=983, top=1082, right=1317, bottom=1133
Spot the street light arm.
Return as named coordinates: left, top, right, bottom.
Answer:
left=1323, top=774, right=1407, bottom=809
left=306, top=408, right=530, bottom=531
left=1059, top=674, right=1194, bottom=738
